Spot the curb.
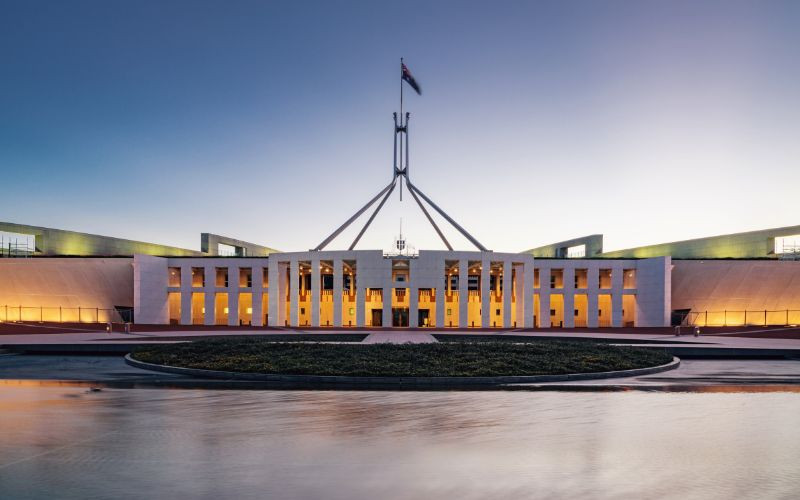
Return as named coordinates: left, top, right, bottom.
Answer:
left=124, top=354, right=681, bottom=386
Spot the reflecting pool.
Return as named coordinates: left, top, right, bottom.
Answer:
left=1, top=385, right=799, bottom=499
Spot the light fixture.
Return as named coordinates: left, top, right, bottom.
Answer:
left=246, top=307, right=252, bottom=314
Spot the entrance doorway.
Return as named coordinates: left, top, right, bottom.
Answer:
left=371, top=309, right=383, bottom=327
left=392, top=308, right=409, bottom=327
left=418, top=309, right=430, bottom=327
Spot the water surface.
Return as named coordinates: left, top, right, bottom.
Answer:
left=1, top=384, right=798, bottom=499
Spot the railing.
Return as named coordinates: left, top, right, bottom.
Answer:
left=0, top=305, right=133, bottom=323
left=685, top=310, right=800, bottom=327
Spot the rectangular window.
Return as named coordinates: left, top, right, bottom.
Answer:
left=775, top=234, right=800, bottom=255
left=574, top=269, right=588, bottom=289
left=216, top=267, right=228, bottom=287
left=218, top=243, right=238, bottom=256
left=550, top=269, right=563, bottom=289
left=168, top=267, right=181, bottom=287
left=599, top=269, right=612, bottom=289
left=623, top=269, right=636, bottom=289
left=240, top=268, right=252, bottom=288
left=191, top=267, right=205, bottom=287
left=566, top=244, right=586, bottom=258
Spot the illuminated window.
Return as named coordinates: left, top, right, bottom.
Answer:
left=218, top=243, right=237, bottom=256
left=0, top=231, right=35, bottom=256
left=775, top=234, right=800, bottom=255
left=566, top=244, right=586, bottom=258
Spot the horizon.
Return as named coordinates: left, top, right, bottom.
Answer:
left=2, top=0, right=799, bottom=253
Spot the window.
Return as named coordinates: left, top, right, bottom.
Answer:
left=566, top=244, right=586, bottom=258
left=168, top=267, right=181, bottom=287
left=775, top=234, right=800, bottom=255
left=396, top=274, right=406, bottom=282
left=240, top=268, right=252, bottom=288
left=496, top=308, right=501, bottom=316
left=574, top=309, right=579, bottom=316
left=216, top=267, right=228, bottom=287
left=550, top=269, right=563, bottom=289
left=218, top=243, right=237, bottom=256
left=599, top=269, right=612, bottom=289
left=623, top=269, right=636, bottom=289
left=0, top=231, right=35, bottom=256
left=191, top=267, right=205, bottom=287
left=550, top=309, right=556, bottom=316
left=468, top=275, right=479, bottom=291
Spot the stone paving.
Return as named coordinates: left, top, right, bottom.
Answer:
left=363, top=332, right=438, bottom=344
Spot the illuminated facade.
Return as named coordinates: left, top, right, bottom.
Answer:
left=2, top=222, right=799, bottom=328
left=133, top=251, right=671, bottom=328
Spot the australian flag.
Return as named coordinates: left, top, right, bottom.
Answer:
left=402, top=63, right=422, bottom=95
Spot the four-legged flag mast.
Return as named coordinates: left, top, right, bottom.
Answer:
left=314, top=59, right=488, bottom=252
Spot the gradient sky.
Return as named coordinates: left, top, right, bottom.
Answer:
left=2, top=0, right=798, bottom=253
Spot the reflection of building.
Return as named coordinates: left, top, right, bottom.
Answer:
left=2, top=221, right=799, bottom=328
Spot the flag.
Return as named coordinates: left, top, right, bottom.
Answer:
left=401, top=63, right=422, bottom=95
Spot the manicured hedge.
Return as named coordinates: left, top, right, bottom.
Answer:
left=131, top=338, right=672, bottom=377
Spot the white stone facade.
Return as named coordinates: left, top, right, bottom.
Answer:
left=133, top=250, right=671, bottom=328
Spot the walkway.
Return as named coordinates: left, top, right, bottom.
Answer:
left=363, top=332, right=437, bottom=344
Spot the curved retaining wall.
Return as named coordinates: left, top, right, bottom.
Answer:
left=125, top=354, right=680, bottom=386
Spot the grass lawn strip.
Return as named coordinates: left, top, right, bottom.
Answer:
left=132, top=338, right=672, bottom=377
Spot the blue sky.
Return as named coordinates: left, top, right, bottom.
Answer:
left=2, top=0, right=798, bottom=253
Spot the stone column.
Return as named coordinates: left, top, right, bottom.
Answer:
left=435, top=287, right=445, bottom=328
left=538, top=266, right=551, bottom=328
left=268, top=260, right=279, bottom=326
left=356, top=285, right=366, bottom=327
left=587, top=266, right=599, bottom=328
left=311, top=255, right=321, bottom=327
left=502, top=259, right=513, bottom=328
left=204, top=265, right=215, bottom=326
left=227, top=265, right=239, bottom=327
left=481, top=256, right=491, bottom=328
left=180, top=265, right=192, bottom=325
left=333, top=258, right=343, bottom=327
left=382, top=288, right=392, bottom=328
left=289, top=260, right=299, bottom=327
left=523, top=260, right=534, bottom=328
left=252, top=264, right=263, bottom=327
left=409, top=286, right=418, bottom=328
left=611, top=265, right=623, bottom=327
left=513, top=263, right=523, bottom=328
left=458, top=259, right=469, bottom=328
left=563, top=267, right=575, bottom=328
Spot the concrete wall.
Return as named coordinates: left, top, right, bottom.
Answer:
left=133, top=255, right=169, bottom=324
left=525, top=235, right=603, bottom=258
left=1, top=222, right=200, bottom=257
left=0, top=257, right=133, bottom=321
left=601, top=224, right=800, bottom=259
left=201, top=233, right=279, bottom=257
left=672, top=260, right=800, bottom=312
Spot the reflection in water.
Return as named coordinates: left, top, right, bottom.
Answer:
left=0, top=387, right=799, bottom=499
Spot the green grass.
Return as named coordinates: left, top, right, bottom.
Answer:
left=131, top=338, right=673, bottom=377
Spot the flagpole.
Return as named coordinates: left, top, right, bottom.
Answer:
left=399, top=57, right=404, bottom=201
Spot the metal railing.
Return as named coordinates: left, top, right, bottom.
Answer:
left=0, top=305, right=133, bottom=324
left=685, top=309, right=800, bottom=327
